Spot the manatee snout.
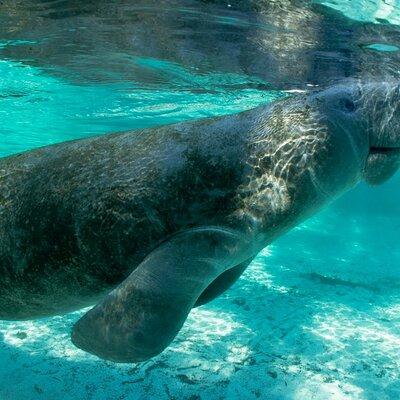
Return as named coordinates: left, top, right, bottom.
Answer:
left=314, top=81, right=400, bottom=186
left=364, top=148, right=400, bottom=185
left=364, top=83, right=400, bottom=185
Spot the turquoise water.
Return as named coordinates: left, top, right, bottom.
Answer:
left=317, top=0, right=400, bottom=24
left=0, top=43, right=280, bottom=156
left=1, top=1, right=400, bottom=399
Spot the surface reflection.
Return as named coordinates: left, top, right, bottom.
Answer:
left=1, top=0, right=399, bottom=89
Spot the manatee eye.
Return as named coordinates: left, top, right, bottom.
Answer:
left=341, top=98, right=356, bottom=112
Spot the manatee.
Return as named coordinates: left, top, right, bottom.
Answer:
left=0, top=81, right=399, bottom=362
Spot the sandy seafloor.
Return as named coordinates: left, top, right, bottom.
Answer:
left=0, top=175, right=399, bottom=400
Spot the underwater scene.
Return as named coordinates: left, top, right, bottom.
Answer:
left=0, top=0, right=400, bottom=399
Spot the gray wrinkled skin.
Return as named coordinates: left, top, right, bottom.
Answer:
left=0, top=82, right=399, bottom=362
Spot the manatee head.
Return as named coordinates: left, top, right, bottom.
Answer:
left=312, top=81, right=400, bottom=186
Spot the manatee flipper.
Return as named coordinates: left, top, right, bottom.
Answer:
left=194, top=257, right=253, bottom=307
left=71, top=228, right=250, bottom=362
